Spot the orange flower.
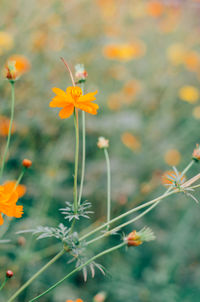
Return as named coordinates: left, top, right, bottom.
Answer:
left=50, top=86, right=98, bottom=119
left=0, top=115, right=15, bottom=136
left=147, top=1, right=164, bottom=17
left=5, top=55, right=30, bottom=80
left=0, top=182, right=24, bottom=225
left=103, top=42, right=146, bottom=61
left=4, top=181, right=26, bottom=198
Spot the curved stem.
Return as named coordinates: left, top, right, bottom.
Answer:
left=0, top=82, right=15, bottom=179
left=78, top=83, right=86, bottom=205
left=7, top=249, right=65, bottom=302
left=104, top=148, right=111, bottom=230
left=28, top=242, right=126, bottom=302
left=73, top=109, right=79, bottom=214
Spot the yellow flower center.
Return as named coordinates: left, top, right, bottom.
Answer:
left=70, top=87, right=82, bottom=100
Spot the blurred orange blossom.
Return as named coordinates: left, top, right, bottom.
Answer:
left=50, top=86, right=98, bottom=119
left=0, top=115, right=15, bottom=136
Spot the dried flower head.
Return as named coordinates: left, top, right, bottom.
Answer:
left=162, top=168, right=186, bottom=188
left=75, top=64, right=88, bottom=83
left=50, top=86, right=98, bottom=119
left=126, top=227, right=155, bottom=247
left=192, top=144, right=200, bottom=162
left=97, top=137, right=109, bottom=149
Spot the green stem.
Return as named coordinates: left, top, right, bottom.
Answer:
left=7, top=249, right=65, bottom=302
left=15, top=167, right=26, bottom=188
left=80, top=189, right=177, bottom=242
left=0, top=278, right=7, bottom=291
left=181, top=160, right=194, bottom=176
left=104, top=148, right=111, bottom=230
left=78, top=83, right=86, bottom=205
left=73, top=109, right=79, bottom=214
left=0, top=82, right=15, bottom=179
left=28, top=242, right=126, bottom=302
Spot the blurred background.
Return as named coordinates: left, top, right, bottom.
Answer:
left=1, top=0, right=200, bottom=301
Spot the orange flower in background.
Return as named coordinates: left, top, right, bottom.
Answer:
left=5, top=55, right=31, bottom=80
left=179, top=86, right=199, bottom=103
left=0, top=32, right=13, bottom=54
left=0, top=115, right=15, bottom=136
left=121, top=132, right=141, bottom=152
left=103, top=42, right=146, bottom=61
left=50, top=86, right=98, bottom=119
left=164, top=149, right=181, bottom=166
left=183, top=51, right=200, bottom=72
left=0, top=182, right=24, bottom=225
left=147, top=1, right=164, bottom=17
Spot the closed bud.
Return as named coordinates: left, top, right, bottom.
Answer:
left=75, top=64, right=88, bottom=83
left=192, top=144, right=200, bottom=162
left=97, top=137, right=109, bottom=149
left=22, top=158, right=32, bottom=168
left=6, top=270, right=13, bottom=278
left=126, top=227, right=155, bottom=247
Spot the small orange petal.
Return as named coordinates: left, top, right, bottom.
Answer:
left=59, top=104, right=74, bottom=119
left=52, top=87, right=67, bottom=97
left=78, top=91, right=98, bottom=103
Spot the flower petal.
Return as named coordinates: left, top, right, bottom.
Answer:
left=59, top=104, right=74, bottom=119
left=52, top=87, right=67, bottom=97
left=76, top=102, right=99, bottom=115
left=50, top=96, right=68, bottom=108
left=78, top=91, right=98, bottom=103
left=0, top=213, right=4, bottom=225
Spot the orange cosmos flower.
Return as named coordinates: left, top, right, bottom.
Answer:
left=0, top=182, right=24, bottom=225
left=50, top=86, right=98, bottom=119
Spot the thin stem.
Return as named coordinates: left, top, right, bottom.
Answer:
left=80, top=160, right=194, bottom=242
left=28, top=242, right=126, bottom=302
left=79, top=189, right=177, bottom=242
left=86, top=200, right=159, bottom=246
left=0, top=82, right=15, bottom=179
left=73, top=109, right=79, bottom=214
left=60, top=57, right=75, bottom=87
left=181, top=160, right=194, bottom=176
left=104, top=148, right=111, bottom=230
left=7, top=249, right=65, bottom=302
left=15, top=167, right=26, bottom=188
left=78, top=83, right=86, bottom=205
left=0, top=278, right=7, bottom=291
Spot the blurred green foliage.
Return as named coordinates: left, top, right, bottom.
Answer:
left=1, top=0, right=200, bottom=301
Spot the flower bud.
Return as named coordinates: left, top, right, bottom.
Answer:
left=6, top=270, right=13, bottom=278
left=126, top=227, right=155, bottom=247
left=97, top=137, right=109, bottom=149
left=192, top=144, right=200, bottom=162
left=22, top=158, right=32, bottom=168
left=4, top=61, right=18, bottom=81
left=75, top=64, right=88, bottom=83
left=93, top=292, right=106, bottom=302
left=127, top=230, right=142, bottom=246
